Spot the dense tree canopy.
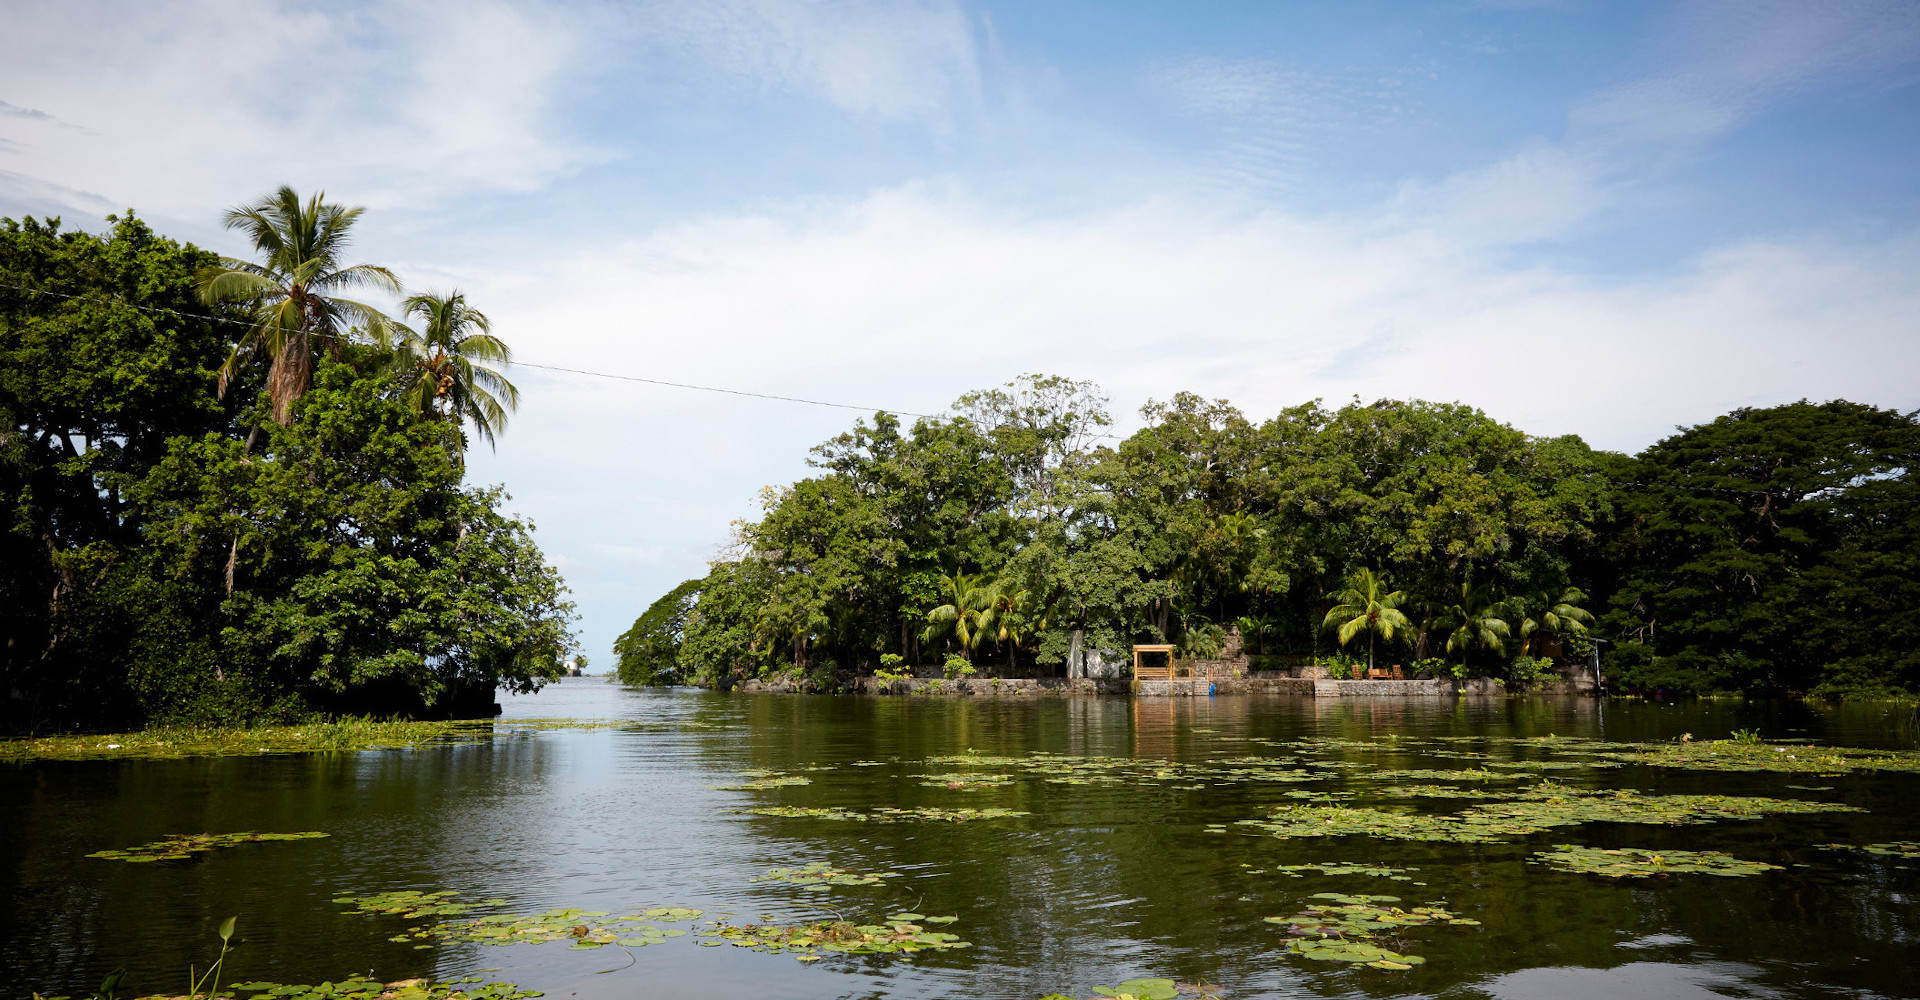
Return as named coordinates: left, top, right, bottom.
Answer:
left=639, top=379, right=1919, bottom=699
left=2, top=210, right=574, bottom=732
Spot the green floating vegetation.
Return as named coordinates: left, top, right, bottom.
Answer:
left=1374, top=784, right=1511, bottom=800
left=87, top=831, right=329, bottom=862
left=751, top=861, right=896, bottom=887
left=700, top=913, right=968, bottom=959
left=1608, top=739, right=1920, bottom=774
left=1267, top=893, right=1478, bottom=970
left=1038, top=978, right=1225, bottom=1000
left=2, top=720, right=481, bottom=761
left=1241, top=862, right=1421, bottom=882
left=407, top=907, right=702, bottom=949
left=919, top=772, right=1015, bottom=788
left=746, top=806, right=1028, bottom=823
left=333, top=889, right=504, bottom=919
left=1093, top=978, right=1178, bottom=999
left=1242, top=787, right=1861, bottom=844
left=1362, top=769, right=1533, bottom=782
left=711, top=771, right=813, bottom=790
left=926, top=751, right=1321, bottom=787
left=1533, top=845, right=1781, bottom=877
left=1821, top=841, right=1920, bottom=859
left=0, top=716, right=720, bottom=763
left=337, top=891, right=702, bottom=950
left=222, top=977, right=540, bottom=1000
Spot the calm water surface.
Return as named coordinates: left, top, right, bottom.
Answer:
left=5, top=681, right=1919, bottom=999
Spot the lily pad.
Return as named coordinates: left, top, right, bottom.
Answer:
left=87, top=831, right=329, bottom=862
left=1533, top=845, right=1781, bottom=878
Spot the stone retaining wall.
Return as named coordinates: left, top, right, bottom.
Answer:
left=1311, top=678, right=1453, bottom=698
left=730, top=674, right=1516, bottom=698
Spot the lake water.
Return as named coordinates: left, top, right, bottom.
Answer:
left=6, top=680, right=1919, bottom=999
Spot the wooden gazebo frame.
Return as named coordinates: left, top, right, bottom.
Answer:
left=1132, top=644, right=1178, bottom=680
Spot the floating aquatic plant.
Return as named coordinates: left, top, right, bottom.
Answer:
left=1532, top=845, right=1780, bottom=877
left=1820, top=841, right=1920, bottom=859
left=751, top=862, right=896, bottom=887
left=337, top=892, right=702, bottom=950
left=87, top=831, right=329, bottom=862
left=919, top=772, right=1015, bottom=789
left=699, top=913, right=968, bottom=958
left=711, top=772, right=812, bottom=790
left=746, top=806, right=1028, bottom=823
left=1241, top=862, right=1421, bottom=882
left=333, top=890, right=503, bottom=919
left=1241, top=788, right=1860, bottom=844
left=430, top=907, right=700, bottom=949
left=218, top=976, right=541, bottom=1000
left=1267, top=893, right=1478, bottom=970
left=1607, top=740, right=1920, bottom=774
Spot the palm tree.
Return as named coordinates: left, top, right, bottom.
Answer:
left=1511, top=586, right=1596, bottom=658
left=196, top=187, right=400, bottom=425
left=392, top=290, right=520, bottom=451
left=1443, top=581, right=1511, bottom=666
left=921, top=572, right=1000, bottom=662
left=1321, top=568, right=1414, bottom=671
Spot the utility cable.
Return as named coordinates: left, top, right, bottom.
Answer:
left=1, top=277, right=1912, bottom=503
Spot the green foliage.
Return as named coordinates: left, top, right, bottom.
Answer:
left=1507, top=655, right=1551, bottom=686
left=1595, top=400, right=1920, bottom=695
left=390, top=290, right=518, bottom=451
left=1, top=209, right=572, bottom=730
left=615, top=578, right=701, bottom=686
left=195, top=186, right=401, bottom=425
left=676, top=375, right=1917, bottom=698
left=1322, top=568, right=1413, bottom=669
left=944, top=653, right=975, bottom=679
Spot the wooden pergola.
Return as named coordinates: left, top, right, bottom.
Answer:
left=1132, top=644, right=1179, bottom=680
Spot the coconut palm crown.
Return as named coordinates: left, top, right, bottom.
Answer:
left=392, top=290, right=520, bottom=451
left=195, top=186, right=400, bottom=424
left=1322, top=568, right=1414, bottom=670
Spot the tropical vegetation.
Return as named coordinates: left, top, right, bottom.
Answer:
left=1, top=196, right=572, bottom=732
left=621, top=382, right=1920, bottom=699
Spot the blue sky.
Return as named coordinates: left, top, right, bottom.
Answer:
left=4, top=0, right=1919, bottom=664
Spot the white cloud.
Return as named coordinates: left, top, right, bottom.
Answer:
left=0, top=0, right=589, bottom=216
left=473, top=183, right=1920, bottom=456
left=451, top=184, right=1919, bottom=657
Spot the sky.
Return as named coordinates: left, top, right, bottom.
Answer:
left=4, top=0, right=1919, bottom=663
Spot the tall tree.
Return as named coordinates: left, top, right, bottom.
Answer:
left=1321, top=568, right=1413, bottom=671
left=195, top=187, right=399, bottom=425
left=392, top=290, right=519, bottom=451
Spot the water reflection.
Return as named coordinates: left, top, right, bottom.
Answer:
left=3, top=681, right=1916, bottom=999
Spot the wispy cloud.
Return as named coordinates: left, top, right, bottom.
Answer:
left=629, top=0, right=982, bottom=127
left=1574, top=0, right=1920, bottom=149
left=0, top=0, right=593, bottom=216
left=1146, top=55, right=1425, bottom=191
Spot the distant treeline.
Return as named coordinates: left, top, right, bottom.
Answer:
left=1, top=204, right=574, bottom=733
left=618, top=376, right=1919, bottom=699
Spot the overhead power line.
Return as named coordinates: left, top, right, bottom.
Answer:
left=0, top=279, right=935, bottom=418
left=0, top=277, right=1913, bottom=503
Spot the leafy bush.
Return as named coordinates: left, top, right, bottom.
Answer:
left=1318, top=652, right=1361, bottom=680
left=944, top=654, right=976, bottom=680
left=1507, top=655, right=1551, bottom=686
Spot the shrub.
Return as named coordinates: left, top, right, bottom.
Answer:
left=944, top=654, right=976, bottom=680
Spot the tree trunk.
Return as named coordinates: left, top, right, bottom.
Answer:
left=268, top=329, right=313, bottom=425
